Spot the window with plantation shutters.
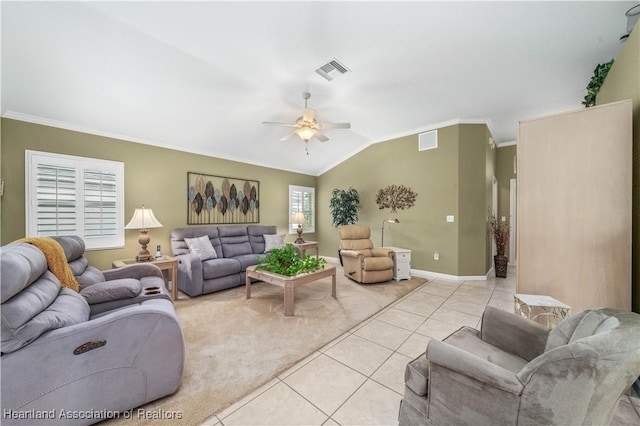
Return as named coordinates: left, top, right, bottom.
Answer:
left=26, top=150, right=124, bottom=250
left=289, top=185, right=315, bottom=234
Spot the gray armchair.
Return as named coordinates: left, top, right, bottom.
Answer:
left=399, top=305, right=640, bottom=426
left=338, top=224, right=394, bottom=283
left=53, top=235, right=172, bottom=315
left=1, top=240, right=184, bottom=425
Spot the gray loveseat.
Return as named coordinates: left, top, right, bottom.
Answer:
left=171, top=225, right=276, bottom=297
left=1, top=239, right=185, bottom=425
left=399, top=305, right=640, bottom=426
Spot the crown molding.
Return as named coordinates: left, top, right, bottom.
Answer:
left=3, top=111, right=507, bottom=177
left=318, top=117, right=499, bottom=176
left=372, top=117, right=497, bottom=145
left=1, top=111, right=314, bottom=176
left=497, top=140, right=517, bottom=147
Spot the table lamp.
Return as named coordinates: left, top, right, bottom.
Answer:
left=125, top=205, right=163, bottom=262
left=292, top=211, right=306, bottom=243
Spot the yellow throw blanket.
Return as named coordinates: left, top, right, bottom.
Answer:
left=14, top=237, right=80, bottom=292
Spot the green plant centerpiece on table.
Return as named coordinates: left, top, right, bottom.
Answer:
left=256, top=243, right=326, bottom=276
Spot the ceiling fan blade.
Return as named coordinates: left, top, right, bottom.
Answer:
left=302, top=108, right=316, bottom=123
left=311, top=129, right=329, bottom=142
left=319, top=122, right=351, bottom=129
left=280, top=132, right=296, bottom=141
left=262, top=121, right=299, bottom=128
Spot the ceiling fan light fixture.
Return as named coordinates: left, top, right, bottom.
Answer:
left=262, top=91, right=350, bottom=151
left=295, top=127, right=315, bottom=142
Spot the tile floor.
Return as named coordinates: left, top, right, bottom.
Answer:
left=201, top=266, right=640, bottom=425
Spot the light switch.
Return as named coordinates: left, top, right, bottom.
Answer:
left=446, top=215, right=454, bottom=222
left=501, top=216, right=506, bottom=222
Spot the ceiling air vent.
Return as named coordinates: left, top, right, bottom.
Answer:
left=419, top=130, right=438, bottom=151
left=315, top=59, right=350, bottom=81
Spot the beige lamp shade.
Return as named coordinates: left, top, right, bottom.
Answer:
left=125, top=206, right=163, bottom=262
left=125, top=206, right=163, bottom=230
left=292, top=211, right=306, bottom=225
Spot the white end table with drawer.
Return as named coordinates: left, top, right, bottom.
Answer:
left=384, top=247, right=412, bottom=281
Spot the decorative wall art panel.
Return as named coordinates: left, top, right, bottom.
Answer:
left=187, top=172, right=259, bottom=224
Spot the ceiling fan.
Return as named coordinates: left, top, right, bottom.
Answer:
left=262, top=92, right=351, bottom=147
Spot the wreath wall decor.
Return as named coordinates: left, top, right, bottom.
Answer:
left=187, top=172, right=259, bottom=224
left=375, top=184, right=417, bottom=213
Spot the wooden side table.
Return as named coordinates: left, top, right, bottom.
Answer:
left=112, top=256, right=178, bottom=301
left=293, top=241, right=319, bottom=259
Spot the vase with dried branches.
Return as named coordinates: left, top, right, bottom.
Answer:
left=375, top=184, right=417, bottom=213
left=489, top=213, right=510, bottom=278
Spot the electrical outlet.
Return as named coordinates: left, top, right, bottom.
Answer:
left=434, top=252, right=439, bottom=261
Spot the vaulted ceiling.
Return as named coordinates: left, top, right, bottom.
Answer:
left=2, top=1, right=636, bottom=175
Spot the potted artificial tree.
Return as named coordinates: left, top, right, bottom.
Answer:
left=489, top=213, right=510, bottom=278
left=329, top=187, right=360, bottom=265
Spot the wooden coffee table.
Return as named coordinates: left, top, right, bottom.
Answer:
left=246, top=265, right=336, bottom=316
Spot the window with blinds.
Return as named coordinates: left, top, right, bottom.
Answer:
left=289, top=185, right=315, bottom=234
left=26, top=150, right=124, bottom=250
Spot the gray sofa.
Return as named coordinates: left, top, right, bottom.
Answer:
left=1, top=239, right=185, bottom=425
left=399, top=305, right=640, bottom=426
left=171, top=225, right=277, bottom=297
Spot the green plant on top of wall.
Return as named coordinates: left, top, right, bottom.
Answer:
left=582, top=59, right=614, bottom=107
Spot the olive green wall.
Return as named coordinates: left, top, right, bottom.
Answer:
left=317, top=123, right=494, bottom=276
left=0, top=118, right=316, bottom=270
left=597, top=23, right=640, bottom=313
left=496, top=144, right=517, bottom=256
left=458, top=124, right=494, bottom=275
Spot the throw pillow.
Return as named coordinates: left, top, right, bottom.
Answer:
left=263, top=234, right=285, bottom=253
left=185, top=235, right=218, bottom=260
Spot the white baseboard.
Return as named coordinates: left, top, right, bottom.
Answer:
left=410, top=268, right=491, bottom=281
left=322, top=255, right=493, bottom=281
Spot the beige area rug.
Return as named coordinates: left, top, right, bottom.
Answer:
left=109, top=263, right=426, bottom=425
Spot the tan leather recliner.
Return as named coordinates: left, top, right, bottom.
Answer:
left=338, top=224, right=394, bottom=283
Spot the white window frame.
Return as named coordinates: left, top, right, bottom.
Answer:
left=289, top=185, right=315, bottom=234
left=26, top=150, right=125, bottom=250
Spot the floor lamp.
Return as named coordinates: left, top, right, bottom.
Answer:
left=381, top=218, right=399, bottom=247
